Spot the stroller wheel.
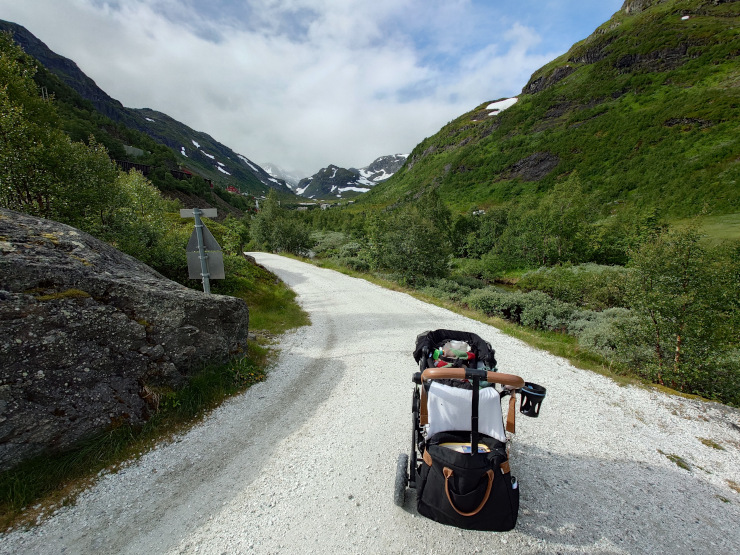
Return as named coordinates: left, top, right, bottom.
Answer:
left=394, top=453, right=409, bottom=507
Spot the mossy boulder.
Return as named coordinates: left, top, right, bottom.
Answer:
left=0, top=209, right=249, bottom=471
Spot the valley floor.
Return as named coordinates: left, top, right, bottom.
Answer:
left=2, top=253, right=739, bottom=554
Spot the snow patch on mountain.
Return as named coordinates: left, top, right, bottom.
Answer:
left=238, top=155, right=260, bottom=173
left=486, top=97, right=518, bottom=115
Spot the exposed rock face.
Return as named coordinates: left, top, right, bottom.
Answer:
left=523, top=65, right=575, bottom=95
left=0, top=209, right=249, bottom=471
left=504, top=152, right=561, bottom=182
left=621, top=0, right=662, bottom=14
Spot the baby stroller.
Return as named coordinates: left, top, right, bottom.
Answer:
left=394, top=329, right=546, bottom=531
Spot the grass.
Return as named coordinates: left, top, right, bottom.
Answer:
left=31, top=288, right=90, bottom=301
left=658, top=450, right=692, bottom=471
left=0, top=342, right=272, bottom=532
left=0, top=255, right=309, bottom=532
left=225, top=274, right=309, bottom=334
left=675, top=213, right=740, bottom=244
left=698, top=437, right=724, bottom=450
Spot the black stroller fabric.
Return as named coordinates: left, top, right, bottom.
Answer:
left=413, top=329, right=497, bottom=369
left=416, top=432, right=519, bottom=531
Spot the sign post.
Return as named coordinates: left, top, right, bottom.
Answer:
left=180, top=208, right=224, bottom=293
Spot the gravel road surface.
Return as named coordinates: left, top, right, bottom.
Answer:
left=2, top=253, right=739, bottom=554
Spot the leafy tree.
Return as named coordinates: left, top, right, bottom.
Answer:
left=366, top=200, right=450, bottom=284
left=0, top=33, right=66, bottom=216
left=251, top=191, right=282, bottom=251
left=221, top=215, right=250, bottom=256
left=450, top=214, right=476, bottom=257
left=0, top=34, right=118, bottom=228
left=627, top=224, right=737, bottom=396
left=55, top=137, right=119, bottom=231
left=251, top=190, right=311, bottom=255
left=466, top=206, right=508, bottom=258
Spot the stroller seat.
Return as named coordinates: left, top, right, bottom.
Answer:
left=394, top=329, right=547, bottom=531
left=426, top=382, right=507, bottom=443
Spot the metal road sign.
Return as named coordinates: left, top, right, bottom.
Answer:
left=186, top=225, right=221, bottom=252
left=180, top=208, right=218, bottom=218
left=181, top=207, right=224, bottom=293
left=187, top=251, right=225, bottom=279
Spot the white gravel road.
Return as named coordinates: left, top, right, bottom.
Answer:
left=2, top=253, right=739, bottom=554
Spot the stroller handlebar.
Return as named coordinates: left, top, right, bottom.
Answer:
left=421, top=368, right=525, bottom=389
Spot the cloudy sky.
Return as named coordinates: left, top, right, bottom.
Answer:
left=0, top=0, right=624, bottom=176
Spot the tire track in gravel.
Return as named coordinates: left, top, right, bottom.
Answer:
left=0, top=261, right=347, bottom=555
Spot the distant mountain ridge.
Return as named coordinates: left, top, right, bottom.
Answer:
left=0, top=20, right=292, bottom=197
left=297, top=154, right=408, bottom=199
left=261, top=163, right=303, bottom=190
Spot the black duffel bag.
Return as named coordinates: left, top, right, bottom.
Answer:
left=416, top=432, right=519, bottom=531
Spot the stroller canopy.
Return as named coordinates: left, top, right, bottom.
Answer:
left=413, top=329, right=497, bottom=369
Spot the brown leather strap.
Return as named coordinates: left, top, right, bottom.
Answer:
left=500, top=460, right=510, bottom=474
left=506, top=393, right=517, bottom=434
left=423, top=449, right=433, bottom=466
left=443, top=467, right=495, bottom=517
left=420, top=385, right=428, bottom=426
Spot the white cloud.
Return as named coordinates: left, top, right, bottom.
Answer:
left=0, top=0, right=623, bottom=175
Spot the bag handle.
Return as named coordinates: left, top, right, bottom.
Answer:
left=442, top=467, right=495, bottom=517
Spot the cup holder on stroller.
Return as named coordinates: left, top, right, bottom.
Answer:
left=520, top=382, right=546, bottom=417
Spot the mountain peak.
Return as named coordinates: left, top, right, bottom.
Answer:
left=296, top=154, right=408, bottom=199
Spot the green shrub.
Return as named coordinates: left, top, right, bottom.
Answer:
left=420, top=278, right=472, bottom=303
left=569, top=307, right=651, bottom=365
left=465, top=288, right=516, bottom=319
left=450, top=275, right=487, bottom=291
left=518, top=263, right=630, bottom=309
left=339, top=241, right=364, bottom=258
left=518, top=290, right=574, bottom=331
left=310, top=231, right=348, bottom=257
left=466, top=288, right=573, bottom=331
left=340, top=257, right=370, bottom=272
left=449, top=257, right=487, bottom=282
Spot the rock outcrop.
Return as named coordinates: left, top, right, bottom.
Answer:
left=0, top=209, right=249, bottom=471
left=621, top=0, right=665, bottom=15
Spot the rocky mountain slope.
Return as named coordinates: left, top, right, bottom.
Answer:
left=296, top=154, right=408, bottom=199
left=261, top=163, right=303, bottom=190
left=0, top=209, right=250, bottom=471
left=0, top=20, right=292, bottom=197
left=363, top=0, right=739, bottom=221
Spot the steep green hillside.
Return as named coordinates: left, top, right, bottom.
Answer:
left=365, top=0, right=739, bottom=222
left=0, top=20, right=294, bottom=198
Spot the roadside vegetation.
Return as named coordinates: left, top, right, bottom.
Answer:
left=0, top=34, right=308, bottom=530
left=248, top=189, right=739, bottom=408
